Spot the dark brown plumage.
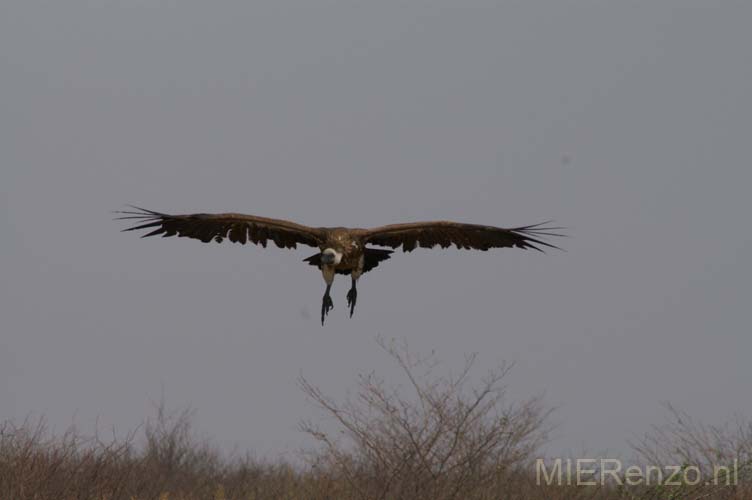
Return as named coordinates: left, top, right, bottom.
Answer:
left=357, top=221, right=560, bottom=252
left=117, top=207, right=324, bottom=248
left=117, top=206, right=563, bottom=324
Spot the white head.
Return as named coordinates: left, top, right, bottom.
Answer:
left=321, top=247, right=343, bottom=265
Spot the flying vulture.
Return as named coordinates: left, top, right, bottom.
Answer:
left=117, top=207, right=563, bottom=324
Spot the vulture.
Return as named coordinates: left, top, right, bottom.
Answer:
left=117, top=207, right=563, bottom=324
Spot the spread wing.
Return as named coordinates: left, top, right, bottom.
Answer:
left=358, top=221, right=563, bottom=252
left=116, top=206, right=325, bottom=249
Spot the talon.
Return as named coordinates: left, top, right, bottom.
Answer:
left=321, top=294, right=334, bottom=325
left=346, top=287, right=357, bottom=318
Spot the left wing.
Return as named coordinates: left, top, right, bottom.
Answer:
left=357, top=221, right=563, bottom=252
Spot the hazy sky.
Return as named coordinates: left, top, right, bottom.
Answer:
left=1, top=1, right=751, bottom=459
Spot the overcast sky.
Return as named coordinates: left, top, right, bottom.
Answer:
left=1, top=1, right=751, bottom=459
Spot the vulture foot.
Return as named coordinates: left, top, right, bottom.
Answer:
left=321, top=293, right=334, bottom=325
left=346, top=286, right=357, bottom=318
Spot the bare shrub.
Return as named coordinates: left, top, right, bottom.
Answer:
left=2, top=352, right=752, bottom=499
left=628, top=403, right=752, bottom=499
left=298, top=336, right=552, bottom=500
left=0, top=406, right=309, bottom=500
left=0, top=415, right=138, bottom=499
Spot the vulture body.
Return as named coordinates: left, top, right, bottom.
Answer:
left=117, top=207, right=562, bottom=324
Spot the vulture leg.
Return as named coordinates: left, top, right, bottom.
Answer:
left=346, top=256, right=364, bottom=318
left=321, top=284, right=334, bottom=325
left=346, top=277, right=358, bottom=318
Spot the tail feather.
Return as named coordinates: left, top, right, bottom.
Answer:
left=304, top=248, right=393, bottom=275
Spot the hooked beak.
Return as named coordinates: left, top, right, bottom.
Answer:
left=320, top=251, right=335, bottom=264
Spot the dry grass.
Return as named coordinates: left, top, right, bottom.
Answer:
left=1, top=339, right=750, bottom=499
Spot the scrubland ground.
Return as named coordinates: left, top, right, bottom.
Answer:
left=2, top=338, right=749, bottom=499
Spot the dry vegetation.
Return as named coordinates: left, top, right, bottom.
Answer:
left=1, top=339, right=750, bottom=499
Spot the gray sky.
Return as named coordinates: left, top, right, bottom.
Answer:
left=1, top=1, right=751, bottom=458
